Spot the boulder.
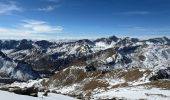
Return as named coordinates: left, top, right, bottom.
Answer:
left=85, top=65, right=96, bottom=72
left=9, top=87, right=38, bottom=97
left=149, top=68, right=170, bottom=81
left=43, top=90, right=50, bottom=96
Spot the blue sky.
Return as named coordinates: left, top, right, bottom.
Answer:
left=0, top=0, right=170, bottom=39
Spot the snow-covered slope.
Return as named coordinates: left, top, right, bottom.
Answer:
left=0, top=51, right=40, bottom=81
left=93, top=86, right=170, bottom=100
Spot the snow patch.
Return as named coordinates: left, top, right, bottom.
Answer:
left=93, top=86, right=170, bottom=100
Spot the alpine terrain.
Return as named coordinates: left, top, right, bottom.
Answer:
left=0, top=36, right=170, bottom=99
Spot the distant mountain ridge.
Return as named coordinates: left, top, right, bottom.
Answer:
left=0, top=36, right=170, bottom=81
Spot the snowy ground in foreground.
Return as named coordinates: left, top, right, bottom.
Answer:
left=93, top=86, right=170, bottom=100
left=0, top=90, right=78, bottom=100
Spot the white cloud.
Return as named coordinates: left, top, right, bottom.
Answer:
left=37, top=6, right=56, bottom=12
left=0, top=1, right=22, bottom=14
left=0, top=19, right=63, bottom=39
left=21, top=19, right=63, bottom=33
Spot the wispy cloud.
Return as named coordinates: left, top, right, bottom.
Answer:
left=115, top=24, right=170, bottom=39
left=0, top=1, right=22, bottom=14
left=37, top=6, right=56, bottom=12
left=120, top=11, right=151, bottom=15
left=130, top=26, right=148, bottom=31
left=46, top=0, right=61, bottom=3
left=0, top=19, right=63, bottom=39
left=37, top=0, right=62, bottom=12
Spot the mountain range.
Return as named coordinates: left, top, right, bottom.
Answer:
left=0, top=36, right=170, bottom=99
left=0, top=36, right=170, bottom=80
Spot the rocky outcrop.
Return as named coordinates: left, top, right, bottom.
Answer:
left=149, top=67, right=170, bottom=81
left=9, top=87, right=38, bottom=97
